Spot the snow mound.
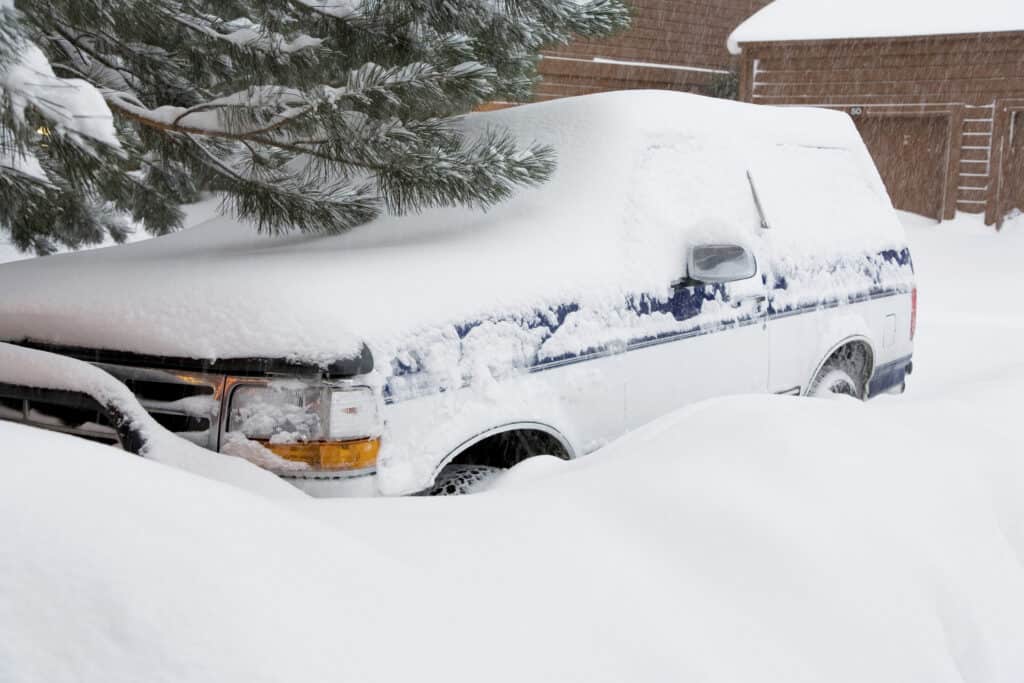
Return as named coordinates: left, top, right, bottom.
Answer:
left=728, top=0, right=1024, bottom=53
left=0, top=422, right=432, bottom=683
left=5, top=377, right=1024, bottom=681
left=0, top=342, right=302, bottom=499
left=0, top=90, right=898, bottom=365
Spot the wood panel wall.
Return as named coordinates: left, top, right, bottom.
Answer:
left=535, top=0, right=769, bottom=101
left=737, top=32, right=1024, bottom=224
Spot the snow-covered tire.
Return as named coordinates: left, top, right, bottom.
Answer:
left=809, top=367, right=862, bottom=398
left=428, top=464, right=504, bottom=496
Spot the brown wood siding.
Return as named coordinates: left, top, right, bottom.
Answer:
left=536, top=0, right=769, bottom=101
left=855, top=115, right=949, bottom=219
left=736, top=32, right=1024, bottom=224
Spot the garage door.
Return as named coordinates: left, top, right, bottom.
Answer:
left=1006, top=110, right=1024, bottom=216
left=855, top=115, right=948, bottom=220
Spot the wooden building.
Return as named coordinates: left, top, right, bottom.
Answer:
left=535, top=0, right=769, bottom=102
left=729, top=1, right=1024, bottom=225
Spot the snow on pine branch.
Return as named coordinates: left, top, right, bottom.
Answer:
left=1, top=11, right=119, bottom=190
left=290, top=0, right=363, bottom=19
left=171, top=14, right=323, bottom=55
left=104, top=61, right=495, bottom=140
left=2, top=0, right=628, bottom=249
left=1, top=45, right=119, bottom=149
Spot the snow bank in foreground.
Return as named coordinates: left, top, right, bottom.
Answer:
left=0, top=422, right=428, bottom=683
left=728, top=0, right=1024, bottom=53
left=5, top=382, right=1024, bottom=682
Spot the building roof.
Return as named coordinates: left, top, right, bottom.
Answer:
left=728, top=0, right=1024, bottom=54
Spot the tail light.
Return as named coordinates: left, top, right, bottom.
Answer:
left=910, top=287, right=918, bottom=341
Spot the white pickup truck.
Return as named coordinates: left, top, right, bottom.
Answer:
left=0, top=91, right=915, bottom=496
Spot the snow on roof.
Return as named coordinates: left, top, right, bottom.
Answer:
left=0, top=91, right=899, bottom=365
left=728, top=0, right=1024, bottom=54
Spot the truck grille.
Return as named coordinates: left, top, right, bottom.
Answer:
left=0, top=394, right=120, bottom=444
left=98, top=363, right=227, bottom=449
left=0, top=363, right=227, bottom=450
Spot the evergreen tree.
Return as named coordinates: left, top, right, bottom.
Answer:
left=1, top=1, right=130, bottom=254
left=0, top=0, right=629, bottom=254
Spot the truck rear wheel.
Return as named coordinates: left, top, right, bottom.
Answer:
left=809, top=367, right=862, bottom=398
left=808, top=342, right=871, bottom=399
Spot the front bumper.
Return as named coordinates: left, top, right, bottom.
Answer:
left=286, top=472, right=382, bottom=498
left=0, top=341, right=382, bottom=485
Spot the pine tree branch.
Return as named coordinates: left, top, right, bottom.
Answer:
left=106, top=98, right=308, bottom=140
left=184, top=133, right=281, bottom=192
left=287, top=0, right=364, bottom=20
left=104, top=59, right=494, bottom=140
left=248, top=137, right=390, bottom=173
left=47, top=24, right=143, bottom=93
left=167, top=12, right=323, bottom=56
left=5, top=0, right=629, bottom=250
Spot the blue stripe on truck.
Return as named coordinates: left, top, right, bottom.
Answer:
left=384, top=248, right=915, bottom=405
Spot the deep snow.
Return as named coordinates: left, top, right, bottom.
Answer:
left=2, top=211, right=1024, bottom=682
left=0, top=340, right=301, bottom=500
left=898, top=210, right=1024, bottom=400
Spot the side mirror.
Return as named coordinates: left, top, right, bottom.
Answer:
left=688, top=244, right=757, bottom=283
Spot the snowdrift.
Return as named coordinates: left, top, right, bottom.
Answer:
left=0, top=341, right=302, bottom=500
left=0, top=91, right=899, bottom=365
left=4, top=379, right=1024, bottom=682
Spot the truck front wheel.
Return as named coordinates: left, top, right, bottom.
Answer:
left=428, top=464, right=503, bottom=496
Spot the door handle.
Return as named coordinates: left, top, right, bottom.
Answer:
left=740, top=294, right=770, bottom=330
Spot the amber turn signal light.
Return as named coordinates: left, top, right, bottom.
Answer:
left=260, top=438, right=380, bottom=471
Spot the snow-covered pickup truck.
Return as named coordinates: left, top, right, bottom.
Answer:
left=0, top=91, right=915, bottom=496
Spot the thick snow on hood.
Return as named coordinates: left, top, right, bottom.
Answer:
left=0, top=91, right=896, bottom=365
left=728, top=0, right=1024, bottom=54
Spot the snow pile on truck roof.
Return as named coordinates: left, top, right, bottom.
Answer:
left=728, top=0, right=1024, bottom=53
left=0, top=90, right=902, bottom=365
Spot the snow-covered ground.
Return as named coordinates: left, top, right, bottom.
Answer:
left=899, top=211, right=1024, bottom=399
left=2, top=211, right=1024, bottom=682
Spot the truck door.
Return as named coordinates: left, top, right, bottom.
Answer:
left=623, top=241, right=770, bottom=432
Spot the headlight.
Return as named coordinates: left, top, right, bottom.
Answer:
left=223, top=379, right=382, bottom=474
